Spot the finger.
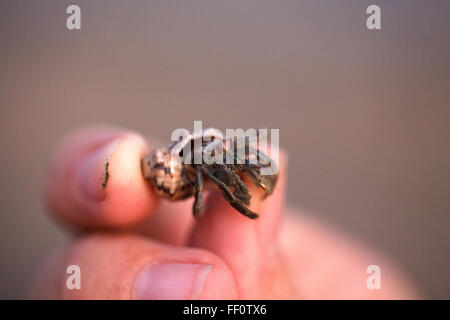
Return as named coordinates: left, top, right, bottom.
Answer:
left=279, top=208, right=420, bottom=299
left=188, top=152, right=294, bottom=298
left=45, top=125, right=159, bottom=229
left=31, top=233, right=238, bottom=299
left=128, top=198, right=196, bottom=246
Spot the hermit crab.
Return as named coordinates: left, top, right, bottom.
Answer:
left=141, top=128, right=278, bottom=219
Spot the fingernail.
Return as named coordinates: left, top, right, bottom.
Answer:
left=77, top=139, right=120, bottom=201
left=135, top=263, right=212, bottom=300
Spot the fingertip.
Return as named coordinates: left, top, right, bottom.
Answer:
left=46, top=126, right=159, bottom=229
left=257, top=150, right=288, bottom=250
left=100, top=132, right=159, bottom=226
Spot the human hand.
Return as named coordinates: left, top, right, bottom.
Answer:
left=31, top=125, right=419, bottom=299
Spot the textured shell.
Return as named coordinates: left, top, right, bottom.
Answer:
left=141, top=149, right=194, bottom=200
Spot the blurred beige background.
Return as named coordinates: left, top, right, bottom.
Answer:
left=0, top=1, right=449, bottom=299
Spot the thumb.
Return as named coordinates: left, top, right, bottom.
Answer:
left=31, top=234, right=238, bottom=300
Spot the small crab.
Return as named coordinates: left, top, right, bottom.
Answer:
left=141, top=128, right=278, bottom=219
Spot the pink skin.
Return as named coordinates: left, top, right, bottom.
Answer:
left=32, top=125, right=420, bottom=299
